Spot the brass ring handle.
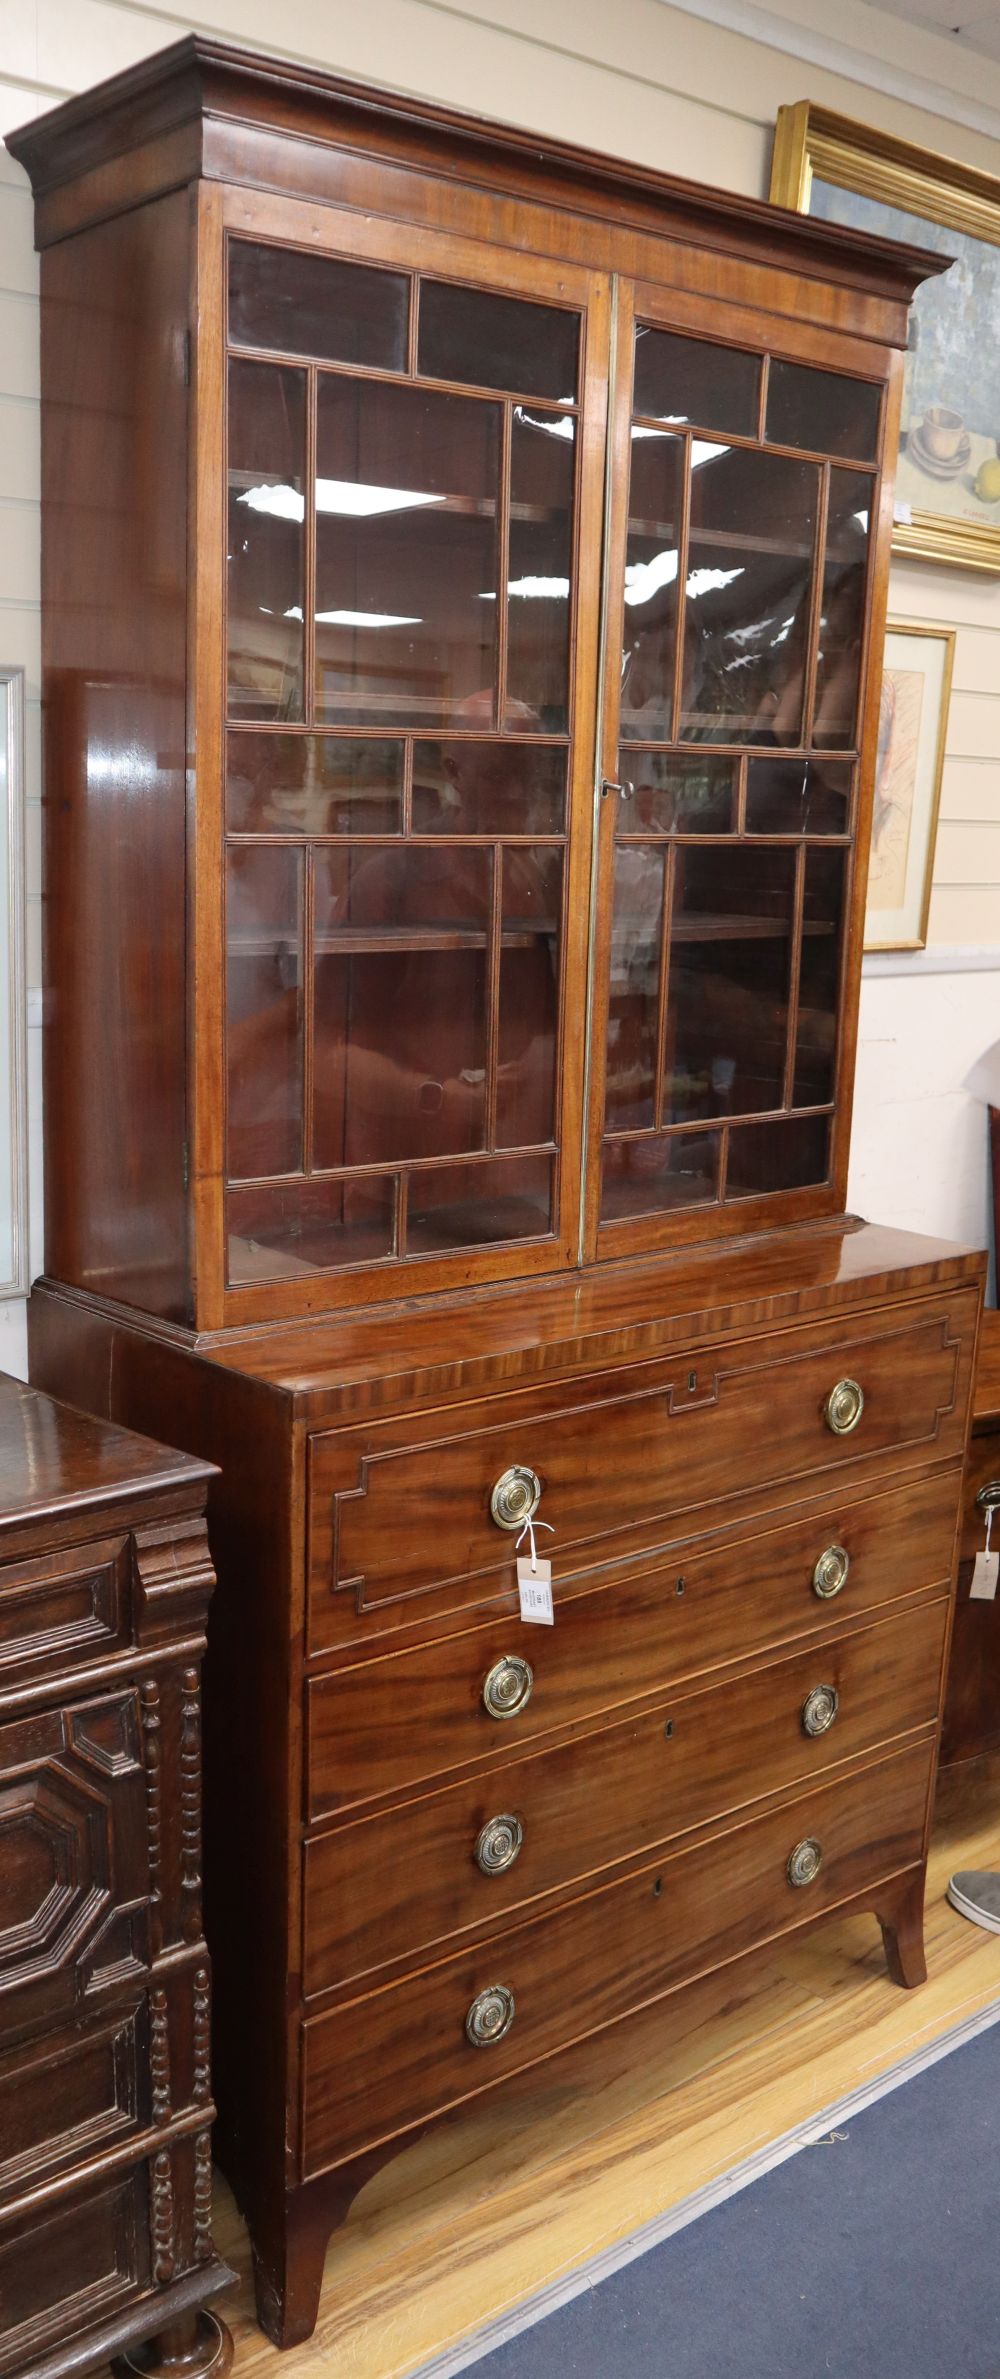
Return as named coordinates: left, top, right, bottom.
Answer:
left=787, top=1837, right=823, bottom=1888
left=976, top=1481, right=1000, bottom=1515
left=801, top=1684, right=839, bottom=1738
left=813, top=1543, right=850, bottom=1599
left=824, top=1378, right=864, bottom=1436
left=474, top=1814, right=524, bottom=1875
left=465, top=1983, right=516, bottom=2047
left=482, top=1654, right=533, bottom=1720
left=490, top=1465, right=542, bottom=1530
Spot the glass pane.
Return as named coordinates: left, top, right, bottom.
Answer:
left=726, top=1114, right=829, bottom=1198
left=228, top=1175, right=394, bottom=1282
left=407, top=1154, right=552, bottom=1251
left=794, top=847, right=847, bottom=1106
left=228, top=359, right=305, bottom=722
left=418, top=282, right=578, bottom=402
left=681, top=444, right=818, bottom=747
left=623, top=754, right=735, bottom=834
left=604, top=843, right=664, bottom=1133
left=315, top=378, right=500, bottom=728
left=766, top=360, right=880, bottom=463
left=226, top=845, right=303, bottom=1179
left=312, top=845, right=490, bottom=1169
left=620, top=431, right=683, bottom=743
left=633, top=327, right=759, bottom=436
left=505, top=409, right=575, bottom=732
left=602, top=1132, right=720, bottom=1219
left=228, top=239, right=408, bottom=371
left=745, top=756, right=852, bottom=836
left=411, top=741, right=566, bottom=835
left=227, top=733, right=404, bottom=834
left=814, top=471, right=873, bottom=751
left=665, top=846, right=796, bottom=1120
left=496, top=847, right=562, bottom=1149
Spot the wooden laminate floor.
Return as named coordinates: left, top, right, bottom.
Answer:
left=214, top=1757, right=1000, bottom=2379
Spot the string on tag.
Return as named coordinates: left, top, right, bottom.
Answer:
left=986, top=1505, right=994, bottom=1559
left=516, top=1515, right=554, bottom=1574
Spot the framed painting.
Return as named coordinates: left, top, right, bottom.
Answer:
left=771, top=103, right=1000, bottom=572
left=864, top=623, right=954, bottom=951
left=0, top=671, right=27, bottom=1297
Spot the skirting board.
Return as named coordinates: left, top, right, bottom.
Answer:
left=408, top=1992, right=1000, bottom=2379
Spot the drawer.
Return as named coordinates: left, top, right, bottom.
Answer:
left=308, top=1291, right=975, bottom=1650
left=940, top=1423, right=1000, bottom=1766
left=0, top=1535, right=130, bottom=1692
left=0, top=2003, right=143, bottom=2206
left=304, top=1595, right=946, bottom=1991
left=307, top=1466, right=960, bottom=1816
left=0, top=1689, right=147, bottom=2041
left=0, top=2168, right=149, bottom=2371
left=300, top=1739, right=931, bottom=2176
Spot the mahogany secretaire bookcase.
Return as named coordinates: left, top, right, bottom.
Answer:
left=10, top=39, right=985, bottom=2347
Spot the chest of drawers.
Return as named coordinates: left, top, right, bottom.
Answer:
left=0, top=1376, right=232, bottom=2379
left=28, top=1222, right=983, bottom=2346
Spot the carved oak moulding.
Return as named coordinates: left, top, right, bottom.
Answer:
left=9, top=37, right=984, bottom=2357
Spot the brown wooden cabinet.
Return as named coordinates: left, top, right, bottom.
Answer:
left=0, top=1375, right=232, bottom=2379
left=9, top=38, right=985, bottom=2351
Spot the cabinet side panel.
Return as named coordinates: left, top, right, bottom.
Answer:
left=41, top=191, right=192, bottom=1321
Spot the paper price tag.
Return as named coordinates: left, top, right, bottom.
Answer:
left=971, top=1550, right=999, bottom=1601
left=517, top=1558, right=554, bottom=1624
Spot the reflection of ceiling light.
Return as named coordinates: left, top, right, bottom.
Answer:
left=283, top=606, right=421, bottom=627
left=853, top=509, right=869, bottom=530
left=691, top=439, right=727, bottom=468
left=631, top=424, right=675, bottom=441
left=238, top=479, right=446, bottom=520
left=515, top=407, right=576, bottom=441
left=479, top=577, right=571, bottom=600
left=623, top=549, right=678, bottom=607
left=686, top=566, right=744, bottom=598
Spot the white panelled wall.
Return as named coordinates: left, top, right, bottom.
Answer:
left=0, top=0, right=998, bottom=1372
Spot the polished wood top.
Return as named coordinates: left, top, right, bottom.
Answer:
left=37, top=1218, right=985, bottom=1424
left=0, top=1372, right=214, bottom=1536
left=6, top=34, right=944, bottom=311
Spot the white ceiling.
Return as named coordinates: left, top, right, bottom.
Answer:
left=866, top=0, right=1000, bottom=65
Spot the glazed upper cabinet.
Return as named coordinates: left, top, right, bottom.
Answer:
left=10, top=42, right=938, bottom=1329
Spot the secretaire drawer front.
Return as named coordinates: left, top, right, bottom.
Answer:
left=0, top=1536, right=130, bottom=1691
left=304, top=1597, right=946, bottom=1990
left=300, top=1741, right=931, bottom=2175
left=307, top=1467, right=960, bottom=1816
left=308, top=1294, right=974, bottom=1649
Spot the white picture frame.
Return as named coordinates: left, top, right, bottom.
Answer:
left=864, top=624, right=954, bottom=953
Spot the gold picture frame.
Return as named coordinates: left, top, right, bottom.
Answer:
left=865, top=621, right=954, bottom=951
left=771, top=102, right=1000, bottom=573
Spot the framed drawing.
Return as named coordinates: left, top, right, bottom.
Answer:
left=771, top=104, right=1000, bottom=572
left=865, top=623, right=953, bottom=951
left=0, top=671, right=27, bottom=1297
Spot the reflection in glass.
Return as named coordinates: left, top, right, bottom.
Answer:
left=622, top=753, right=735, bottom=834
left=311, top=845, right=490, bottom=1170
left=227, top=734, right=404, bottom=834
left=314, top=377, right=500, bottom=728
left=418, top=282, right=579, bottom=403
left=228, top=1175, right=394, bottom=1281
left=228, top=359, right=306, bottom=721
left=407, top=1154, right=552, bottom=1251
left=681, top=443, right=818, bottom=745
left=411, top=742, right=566, bottom=835
left=620, top=432, right=683, bottom=743
left=506, top=409, right=575, bottom=731
left=228, top=239, right=408, bottom=371
left=603, top=842, right=664, bottom=1132
left=745, top=756, right=852, bottom=835
left=602, top=1132, right=719, bottom=1219
left=633, top=326, right=759, bottom=436
left=814, top=471, right=872, bottom=750
left=794, top=847, right=846, bottom=1106
left=496, top=847, right=562, bottom=1149
left=665, top=845, right=796, bottom=1120
left=226, top=844, right=303, bottom=1179
left=766, top=360, right=880, bottom=463
left=726, top=1114, right=829, bottom=1197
